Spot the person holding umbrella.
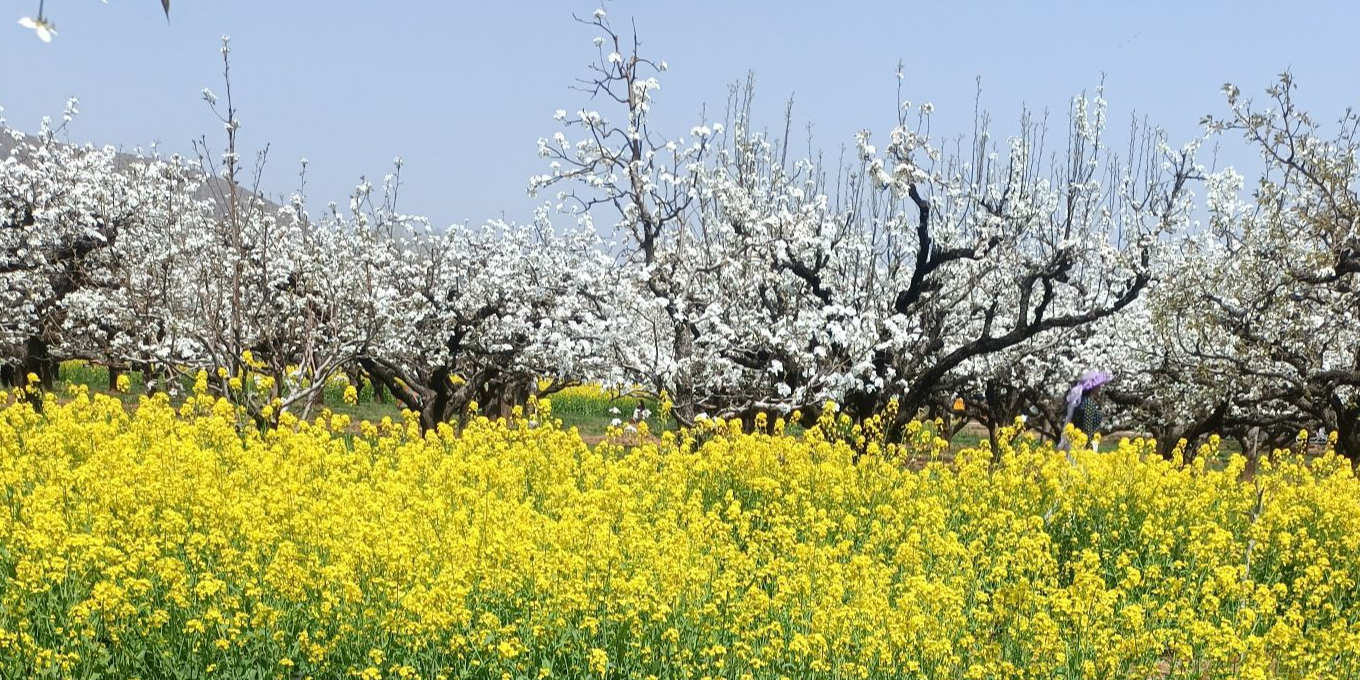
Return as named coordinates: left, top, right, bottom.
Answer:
left=1060, top=370, right=1111, bottom=451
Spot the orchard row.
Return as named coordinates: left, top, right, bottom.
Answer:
left=2, top=24, right=1356, bottom=458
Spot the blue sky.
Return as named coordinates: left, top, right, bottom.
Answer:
left=2, top=1, right=1357, bottom=227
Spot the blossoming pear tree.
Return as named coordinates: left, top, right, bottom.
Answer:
left=533, top=10, right=1205, bottom=435
left=354, top=209, right=629, bottom=430
left=0, top=100, right=137, bottom=391
left=1167, top=75, right=1360, bottom=460
left=529, top=8, right=716, bottom=424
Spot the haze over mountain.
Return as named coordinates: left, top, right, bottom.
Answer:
left=1, top=129, right=283, bottom=217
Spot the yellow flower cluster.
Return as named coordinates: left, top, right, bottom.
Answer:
left=1, top=389, right=1358, bottom=679
left=551, top=383, right=625, bottom=410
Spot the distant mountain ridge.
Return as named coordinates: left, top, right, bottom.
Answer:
left=0, top=128, right=284, bottom=216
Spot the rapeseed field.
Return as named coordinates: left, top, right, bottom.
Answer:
left=1, top=381, right=1357, bottom=679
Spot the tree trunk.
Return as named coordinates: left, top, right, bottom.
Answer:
left=671, top=321, right=697, bottom=425
left=357, top=357, right=429, bottom=425
left=22, top=336, right=56, bottom=391
left=134, top=360, right=158, bottom=396
left=1333, top=402, right=1360, bottom=465
left=418, top=366, right=456, bottom=432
